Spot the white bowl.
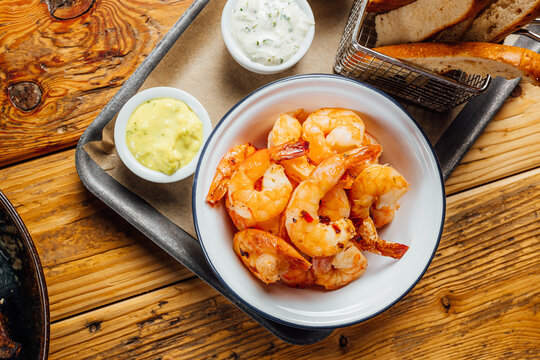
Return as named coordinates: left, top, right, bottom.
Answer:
left=221, top=0, right=315, bottom=75
left=192, top=74, right=445, bottom=329
left=114, top=87, right=212, bottom=183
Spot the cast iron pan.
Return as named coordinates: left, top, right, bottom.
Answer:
left=0, top=190, right=49, bottom=359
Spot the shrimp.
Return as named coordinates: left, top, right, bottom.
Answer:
left=285, top=145, right=382, bottom=257
left=352, top=217, right=409, bottom=259
left=363, top=131, right=380, bottom=146
left=339, top=143, right=382, bottom=190
left=281, top=265, right=316, bottom=288
left=268, top=112, right=315, bottom=182
left=225, top=196, right=282, bottom=236
left=302, top=108, right=366, bottom=164
left=311, top=244, right=367, bottom=290
left=228, top=141, right=308, bottom=222
left=280, top=250, right=316, bottom=288
left=206, top=142, right=257, bottom=205
left=318, top=184, right=350, bottom=222
left=233, top=229, right=311, bottom=284
left=349, top=164, right=409, bottom=228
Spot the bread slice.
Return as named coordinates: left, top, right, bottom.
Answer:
left=462, top=0, right=540, bottom=43
left=374, top=42, right=540, bottom=85
left=433, top=17, right=475, bottom=42
left=367, top=0, right=417, bottom=13
left=374, top=0, right=493, bottom=46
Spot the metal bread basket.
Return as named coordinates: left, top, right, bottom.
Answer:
left=334, top=0, right=491, bottom=112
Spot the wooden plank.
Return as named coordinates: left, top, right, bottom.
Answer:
left=446, top=81, right=540, bottom=195
left=0, top=149, right=138, bottom=266
left=48, top=168, right=540, bottom=359
left=45, top=243, right=194, bottom=322
left=0, top=0, right=195, bottom=167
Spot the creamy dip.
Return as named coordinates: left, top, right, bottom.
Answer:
left=126, top=98, right=203, bottom=175
left=231, top=0, right=314, bottom=66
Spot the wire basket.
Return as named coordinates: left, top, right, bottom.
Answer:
left=334, top=0, right=491, bottom=112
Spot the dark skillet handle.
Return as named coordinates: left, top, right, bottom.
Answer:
left=435, top=77, right=520, bottom=180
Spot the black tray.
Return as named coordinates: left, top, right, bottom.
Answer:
left=75, top=0, right=536, bottom=345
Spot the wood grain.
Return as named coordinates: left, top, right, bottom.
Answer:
left=446, top=81, right=540, bottom=195
left=0, top=0, right=194, bottom=167
left=47, top=168, right=540, bottom=359
left=0, top=81, right=538, bottom=357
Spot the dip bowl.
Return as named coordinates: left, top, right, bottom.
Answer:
left=221, top=0, right=315, bottom=74
left=193, top=74, right=445, bottom=329
left=114, top=87, right=212, bottom=183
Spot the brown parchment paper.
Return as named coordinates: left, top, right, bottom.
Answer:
left=83, top=0, right=458, bottom=238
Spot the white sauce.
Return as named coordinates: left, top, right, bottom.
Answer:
left=231, top=0, right=314, bottom=66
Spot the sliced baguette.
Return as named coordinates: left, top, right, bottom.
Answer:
left=462, top=0, right=540, bottom=43
left=367, top=0, right=417, bottom=13
left=374, top=0, right=493, bottom=46
left=374, top=42, right=540, bottom=85
left=433, top=17, right=475, bottom=42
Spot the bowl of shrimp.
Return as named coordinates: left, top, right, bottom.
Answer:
left=192, top=74, right=445, bottom=329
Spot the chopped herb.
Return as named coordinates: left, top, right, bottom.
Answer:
left=280, top=58, right=283, bottom=63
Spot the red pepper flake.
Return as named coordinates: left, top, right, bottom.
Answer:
left=240, top=250, right=249, bottom=258
left=319, top=215, right=331, bottom=224
left=332, top=224, right=341, bottom=234
left=301, top=210, right=314, bottom=223
left=254, top=177, right=263, bottom=191
left=337, top=242, right=344, bottom=249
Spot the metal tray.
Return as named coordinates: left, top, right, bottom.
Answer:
left=75, top=1, right=537, bottom=345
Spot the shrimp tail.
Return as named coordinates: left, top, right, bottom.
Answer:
left=352, top=217, right=409, bottom=259
left=345, top=144, right=382, bottom=166
left=206, top=173, right=228, bottom=205
left=206, top=142, right=257, bottom=205
left=270, top=140, right=309, bottom=161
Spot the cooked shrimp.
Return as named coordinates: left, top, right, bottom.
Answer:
left=228, top=141, right=308, bottom=222
left=318, top=184, right=350, bottom=222
left=363, top=131, right=380, bottom=146
left=285, top=145, right=382, bottom=257
left=349, top=164, right=409, bottom=228
left=206, top=142, right=257, bottom=205
left=225, top=197, right=282, bottom=236
left=281, top=265, right=316, bottom=288
left=312, top=244, right=367, bottom=290
left=339, top=143, right=383, bottom=190
left=268, top=112, right=315, bottom=182
left=280, top=250, right=316, bottom=288
left=302, top=108, right=366, bottom=164
left=352, top=217, right=409, bottom=259
left=233, top=229, right=311, bottom=284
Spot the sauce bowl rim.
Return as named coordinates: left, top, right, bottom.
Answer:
left=114, top=86, right=212, bottom=183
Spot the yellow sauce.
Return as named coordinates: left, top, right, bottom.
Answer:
left=126, top=98, right=203, bottom=175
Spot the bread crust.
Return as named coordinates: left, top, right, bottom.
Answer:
left=374, top=42, right=540, bottom=84
left=366, top=0, right=417, bottom=13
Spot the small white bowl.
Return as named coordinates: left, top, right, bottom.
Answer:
left=114, top=87, right=212, bottom=183
left=193, top=74, right=445, bottom=329
left=221, top=0, right=315, bottom=75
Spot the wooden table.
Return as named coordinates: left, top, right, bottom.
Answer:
left=1, top=1, right=539, bottom=358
